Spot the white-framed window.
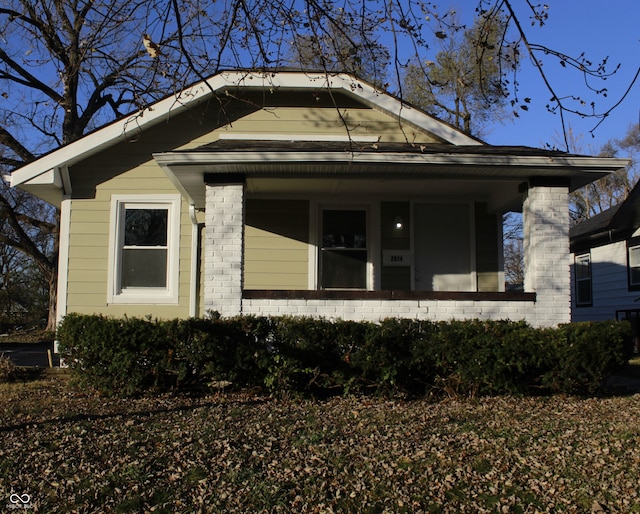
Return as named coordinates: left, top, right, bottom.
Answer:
left=574, top=253, right=592, bottom=307
left=319, top=207, right=369, bottom=289
left=108, top=194, right=181, bottom=304
left=628, top=241, right=640, bottom=290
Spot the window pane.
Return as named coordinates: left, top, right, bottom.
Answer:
left=576, top=280, right=591, bottom=305
left=575, top=255, right=590, bottom=279
left=124, top=209, right=168, bottom=246
left=322, top=210, right=366, bottom=248
left=631, top=267, right=640, bottom=286
left=321, top=249, right=367, bottom=289
left=630, top=246, right=640, bottom=268
left=122, top=249, right=167, bottom=288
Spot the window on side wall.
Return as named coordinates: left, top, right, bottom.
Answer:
left=108, top=195, right=180, bottom=304
left=320, top=208, right=368, bottom=289
left=628, top=240, right=640, bottom=291
left=574, top=253, right=592, bottom=307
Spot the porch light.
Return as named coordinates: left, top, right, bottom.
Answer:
left=394, top=216, right=404, bottom=230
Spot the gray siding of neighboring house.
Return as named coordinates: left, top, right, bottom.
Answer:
left=571, top=240, right=639, bottom=321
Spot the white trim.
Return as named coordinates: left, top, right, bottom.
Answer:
left=107, top=194, right=181, bottom=304
left=22, top=168, right=63, bottom=187
left=56, top=196, right=72, bottom=324
left=59, top=165, right=72, bottom=195
left=308, top=200, right=318, bottom=289
left=189, top=204, right=200, bottom=317
left=628, top=244, right=640, bottom=287
left=574, top=252, right=593, bottom=306
left=496, top=215, right=506, bottom=293
left=218, top=133, right=380, bottom=143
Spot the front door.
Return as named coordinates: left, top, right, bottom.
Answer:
left=413, top=203, right=473, bottom=291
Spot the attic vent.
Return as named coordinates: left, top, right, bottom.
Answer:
left=218, top=133, right=379, bottom=143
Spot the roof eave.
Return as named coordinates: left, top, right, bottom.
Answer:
left=154, top=151, right=627, bottom=211
left=154, top=150, right=628, bottom=168
left=154, top=150, right=628, bottom=189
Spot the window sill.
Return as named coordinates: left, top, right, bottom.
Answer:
left=108, top=290, right=178, bottom=305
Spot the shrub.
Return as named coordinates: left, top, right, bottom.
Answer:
left=57, top=314, right=634, bottom=398
left=57, top=313, right=172, bottom=396
left=542, top=321, right=634, bottom=395
left=167, top=316, right=269, bottom=389
left=428, top=320, right=552, bottom=397
left=348, top=318, right=430, bottom=395
left=263, top=317, right=368, bottom=395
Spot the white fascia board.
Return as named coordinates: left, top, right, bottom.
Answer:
left=155, top=150, right=629, bottom=171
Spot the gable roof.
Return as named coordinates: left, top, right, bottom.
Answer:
left=7, top=69, right=630, bottom=209
left=8, top=70, right=481, bottom=191
left=570, top=181, right=640, bottom=251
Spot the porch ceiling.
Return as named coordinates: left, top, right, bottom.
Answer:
left=245, top=177, right=522, bottom=212
left=158, top=163, right=525, bottom=212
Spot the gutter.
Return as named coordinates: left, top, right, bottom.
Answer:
left=154, top=150, right=630, bottom=171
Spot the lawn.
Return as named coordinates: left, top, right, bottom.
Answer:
left=1, top=377, right=640, bottom=513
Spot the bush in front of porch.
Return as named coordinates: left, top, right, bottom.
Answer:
left=56, top=314, right=633, bottom=398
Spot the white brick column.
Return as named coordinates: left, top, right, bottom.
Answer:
left=204, top=180, right=244, bottom=317
left=523, top=182, right=570, bottom=327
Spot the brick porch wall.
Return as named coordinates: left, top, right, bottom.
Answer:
left=523, top=184, right=571, bottom=326
left=203, top=182, right=244, bottom=317
left=242, top=298, right=536, bottom=323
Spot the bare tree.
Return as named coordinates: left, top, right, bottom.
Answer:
left=402, top=10, right=516, bottom=137
left=570, top=123, right=640, bottom=223
left=502, top=211, right=525, bottom=290
left=0, top=0, right=197, bottom=329
left=0, top=180, right=50, bottom=329
left=1, top=0, right=637, bottom=327
left=287, top=10, right=390, bottom=88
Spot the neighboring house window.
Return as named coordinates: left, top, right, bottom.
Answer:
left=320, top=209, right=368, bottom=289
left=628, top=240, right=640, bottom=290
left=108, top=195, right=180, bottom=304
left=574, top=253, right=592, bottom=306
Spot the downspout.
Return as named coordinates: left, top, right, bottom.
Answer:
left=189, top=204, right=200, bottom=318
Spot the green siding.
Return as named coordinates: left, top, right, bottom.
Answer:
left=62, top=91, right=451, bottom=318
left=244, top=199, right=310, bottom=290
left=65, top=169, right=193, bottom=318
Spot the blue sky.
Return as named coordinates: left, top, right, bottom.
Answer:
left=472, top=0, right=640, bottom=153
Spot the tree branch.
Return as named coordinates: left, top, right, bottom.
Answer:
left=0, top=126, right=35, bottom=165
left=0, top=195, right=53, bottom=270
left=0, top=48, right=64, bottom=105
